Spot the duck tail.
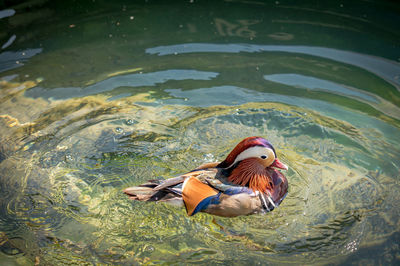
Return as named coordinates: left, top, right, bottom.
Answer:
left=124, top=179, right=183, bottom=203
left=123, top=183, right=158, bottom=201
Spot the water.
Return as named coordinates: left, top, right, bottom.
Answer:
left=1, top=0, right=399, bottom=264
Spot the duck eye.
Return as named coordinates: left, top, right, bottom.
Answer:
left=260, top=155, right=267, bottom=159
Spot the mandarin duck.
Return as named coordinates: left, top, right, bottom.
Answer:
left=124, top=136, right=288, bottom=217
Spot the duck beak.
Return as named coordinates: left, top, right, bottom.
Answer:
left=271, top=158, right=288, bottom=170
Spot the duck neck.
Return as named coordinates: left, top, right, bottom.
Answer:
left=226, top=158, right=273, bottom=192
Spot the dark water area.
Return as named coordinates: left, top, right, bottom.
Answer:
left=0, top=0, right=400, bottom=264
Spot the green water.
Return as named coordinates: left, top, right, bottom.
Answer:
left=1, top=0, right=400, bottom=264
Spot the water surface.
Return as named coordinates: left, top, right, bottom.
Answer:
left=1, top=0, right=400, bottom=264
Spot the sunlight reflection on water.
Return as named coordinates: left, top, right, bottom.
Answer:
left=146, top=43, right=400, bottom=88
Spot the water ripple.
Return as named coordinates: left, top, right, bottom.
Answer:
left=164, top=86, right=400, bottom=145
left=146, top=43, right=400, bottom=88
left=25, top=69, right=219, bottom=100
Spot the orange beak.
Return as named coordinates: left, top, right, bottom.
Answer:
left=270, top=158, right=288, bottom=170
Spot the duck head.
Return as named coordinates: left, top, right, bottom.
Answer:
left=218, top=136, right=288, bottom=194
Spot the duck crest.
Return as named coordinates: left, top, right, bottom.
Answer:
left=228, top=158, right=273, bottom=192
left=218, top=136, right=274, bottom=168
